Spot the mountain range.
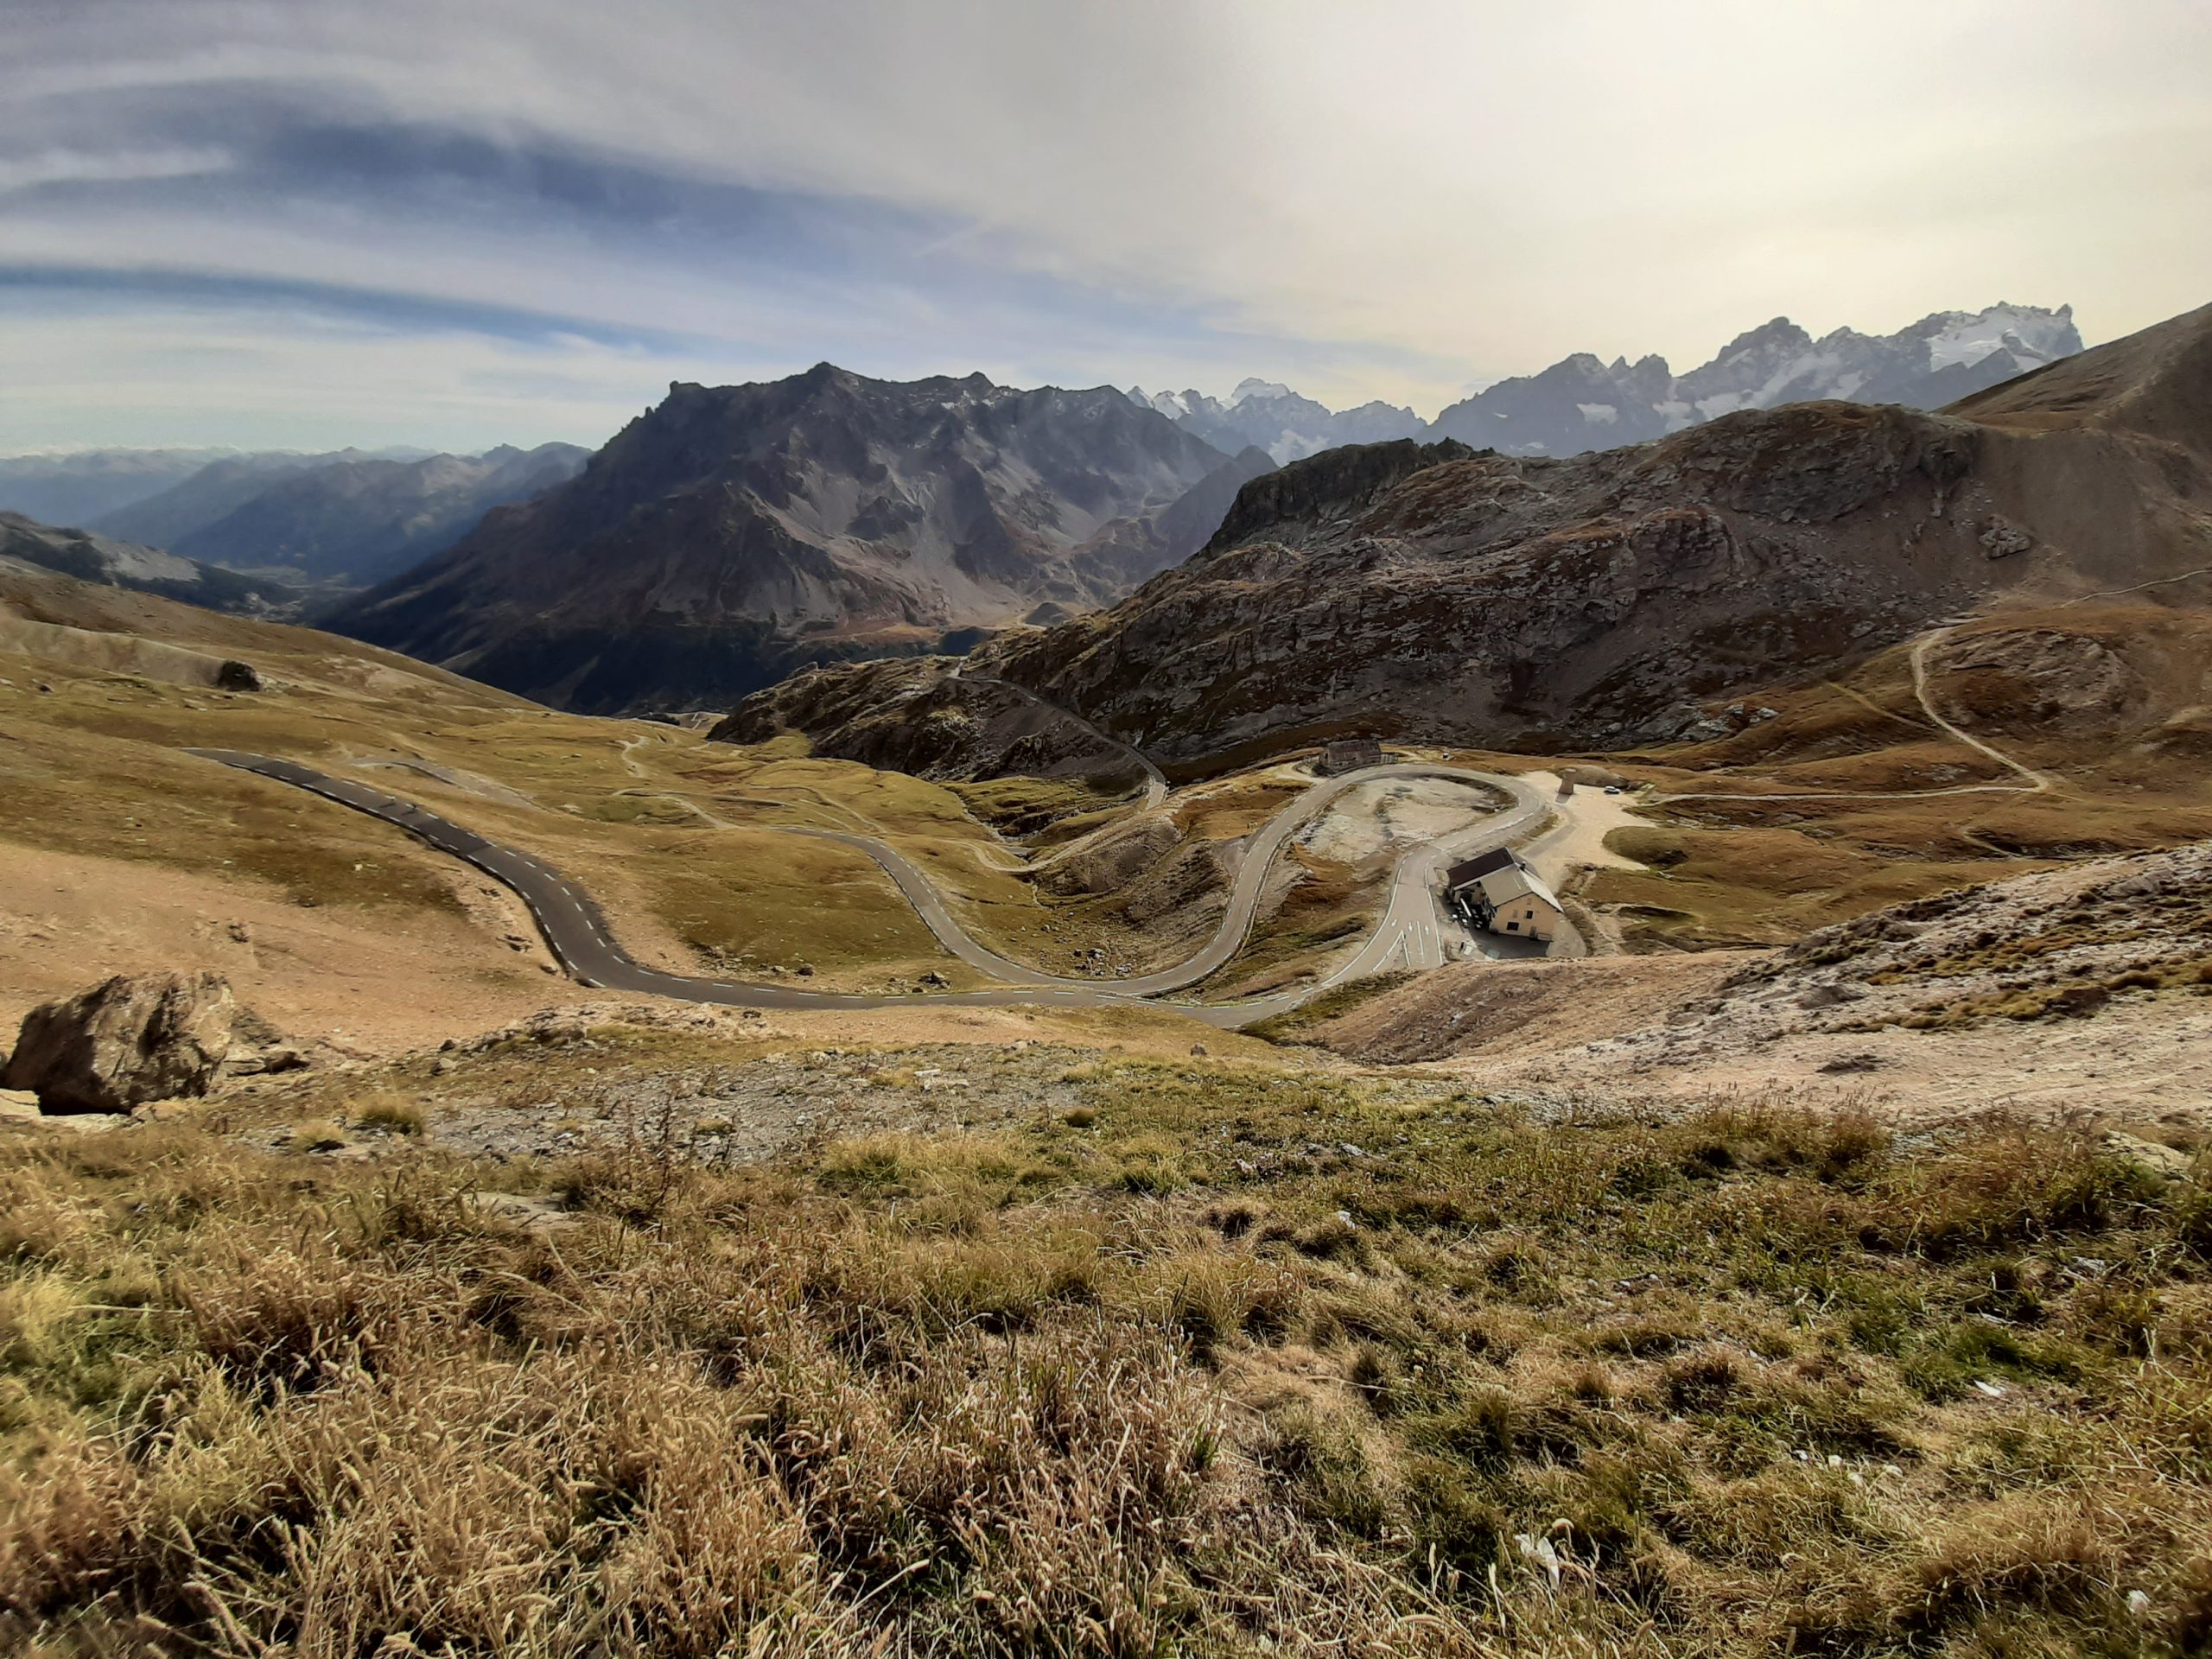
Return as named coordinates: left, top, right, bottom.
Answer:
left=1128, top=303, right=2081, bottom=462
left=91, top=442, right=589, bottom=588
left=328, top=366, right=1255, bottom=712
left=975, top=301, right=2212, bottom=759
left=1123, top=381, right=1426, bottom=464
left=1, top=299, right=2093, bottom=716
left=0, top=443, right=588, bottom=593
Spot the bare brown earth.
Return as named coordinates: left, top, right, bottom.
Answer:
left=0, top=842, right=575, bottom=1058
left=1302, top=841, right=2212, bottom=1128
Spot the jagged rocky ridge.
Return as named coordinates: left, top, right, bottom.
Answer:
left=329, top=365, right=1243, bottom=713
left=1129, top=303, right=2080, bottom=464
left=977, top=302, right=2212, bottom=761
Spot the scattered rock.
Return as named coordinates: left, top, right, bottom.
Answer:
left=1190, top=1042, right=1209, bottom=1057
left=1, top=971, right=235, bottom=1112
left=1816, top=1052, right=1885, bottom=1074
left=466, top=1192, right=579, bottom=1231
left=1977, top=516, right=2033, bottom=559
left=226, top=1044, right=309, bottom=1077
left=2104, top=1132, right=2195, bottom=1180
left=214, top=658, right=263, bottom=692
left=1796, top=983, right=1866, bottom=1010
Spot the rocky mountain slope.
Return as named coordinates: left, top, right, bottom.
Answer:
left=710, top=655, right=1148, bottom=790
left=977, top=301, right=2212, bottom=761
left=330, top=365, right=1236, bottom=714
left=1062, top=443, right=1276, bottom=601
left=92, top=442, right=589, bottom=589
left=0, top=512, right=300, bottom=616
left=1309, top=830, right=2212, bottom=1117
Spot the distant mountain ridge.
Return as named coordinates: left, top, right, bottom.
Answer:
left=1125, top=381, right=1425, bottom=464
left=1427, top=303, right=2083, bottom=456
left=0, top=446, right=442, bottom=528
left=91, top=442, right=589, bottom=588
left=328, top=365, right=1245, bottom=713
left=1127, top=302, right=2082, bottom=462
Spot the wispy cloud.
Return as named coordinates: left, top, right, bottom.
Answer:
left=3, top=0, right=2208, bottom=448
left=0, top=144, right=233, bottom=194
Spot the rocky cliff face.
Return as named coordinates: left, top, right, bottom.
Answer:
left=328, top=366, right=1234, bottom=713
left=975, top=302, right=2212, bottom=761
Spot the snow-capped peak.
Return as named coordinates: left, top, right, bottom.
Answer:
left=1920, top=303, right=2078, bottom=372
left=1229, top=378, right=1296, bottom=407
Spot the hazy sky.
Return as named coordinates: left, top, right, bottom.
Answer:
left=4, top=0, right=2208, bottom=452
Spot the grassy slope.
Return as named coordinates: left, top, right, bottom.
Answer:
left=3, top=1034, right=2208, bottom=1655
left=1567, top=611, right=2212, bottom=951
left=0, top=593, right=1160, bottom=990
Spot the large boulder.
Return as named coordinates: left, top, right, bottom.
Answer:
left=1, top=972, right=236, bottom=1112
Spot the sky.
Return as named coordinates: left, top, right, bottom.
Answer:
left=4, top=0, right=2209, bottom=454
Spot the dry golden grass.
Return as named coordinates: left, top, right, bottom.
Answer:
left=3, top=1051, right=2209, bottom=1656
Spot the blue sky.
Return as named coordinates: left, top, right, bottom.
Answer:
left=3, top=0, right=2209, bottom=453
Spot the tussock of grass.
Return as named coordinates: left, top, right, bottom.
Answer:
left=352, top=1092, right=427, bottom=1135
left=3, top=1068, right=2209, bottom=1656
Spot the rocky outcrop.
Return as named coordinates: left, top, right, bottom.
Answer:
left=711, top=656, right=1146, bottom=788
left=1036, top=813, right=1182, bottom=897
left=2, top=972, right=236, bottom=1112
left=1929, top=627, right=2150, bottom=733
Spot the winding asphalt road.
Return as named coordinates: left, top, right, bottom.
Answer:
left=183, top=748, right=1553, bottom=1028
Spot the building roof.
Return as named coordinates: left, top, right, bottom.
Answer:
left=1446, top=846, right=1564, bottom=915
left=1444, top=847, right=1518, bottom=888
left=1492, top=863, right=1564, bottom=914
